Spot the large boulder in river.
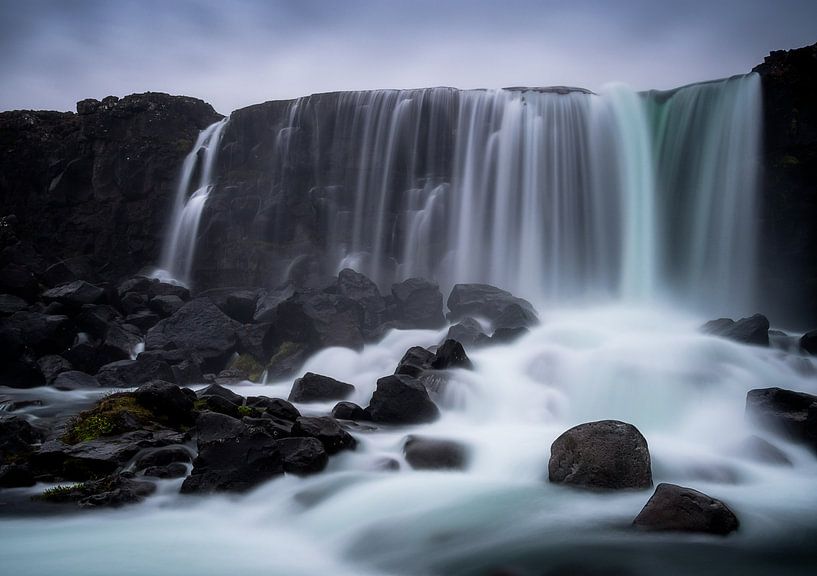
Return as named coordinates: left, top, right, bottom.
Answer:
left=335, top=268, right=387, bottom=336
left=42, top=280, right=104, bottom=306
left=292, top=416, right=356, bottom=454
left=390, top=278, right=445, bottom=329
left=702, top=314, right=770, bottom=346
left=447, top=283, right=538, bottom=329
left=633, top=483, right=739, bottom=535
left=431, top=339, right=473, bottom=370
left=367, top=374, right=440, bottom=424
left=145, top=298, right=241, bottom=371
left=801, top=330, right=817, bottom=355
left=745, top=387, right=817, bottom=451
left=288, top=372, right=355, bottom=403
left=548, top=420, right=652, bottom=490
left=403, top=436, right=468, bottom=470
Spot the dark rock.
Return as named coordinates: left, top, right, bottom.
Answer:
left=75, top=305, right=122, bottom=338
left=96, top=357, right=174, bottom=387
left=264, top=341, right=311, bottom=380
left=147, top=281, right=190, bottom=301
left=745, top=387, right=817, bottom=451
left=196, top=395, right=241, bottom=418
left=445, top=317, right=487, bottom=348
left=246, top=396, right=300, bottom=422
left=0, top=415, right=43, bottom=463
left=197, top=383, right=244, bottom=405
left=447, top=283, right=538, bottom=329
left=42, top=280, right=104, bottom=306
left=331, top=401, right=368, bottom=421
left=149, top=295, right=185, bottom=317
left=145, top=299, right=242, bottom=371
left=53, top=370, right=100, bottom=390
left=2, top=311, right=73, bottom=354
left=194, top=412, right=246, bottom=443
left=367, top=374, right=440, bottom=424
left=41, top=257, right=98, bottom=287
left=548, top=420, right=652, bottom=490
left=403, top=436, right=468, bottom=470
left=133, top=381, right=195, bottom=426
left=134, top=446, right=193, bottom=470
left=118, top=276, right=153, bottom=297
left=97, top=323, right=142, bottom=365
left=171, top=359, right=203, bottom=385
left=253, top=286, right=295, bottom=323
left=0, top=293, right=27, bottom=316
left=0, top=463, right=36, bottom=487
left=120, top=292, right=149, bottom=315
left=125, top=311, right=161, bottom=332
left=181, top=422, right=283, bottom=493
left=289, top=372, right=355, bottom=403
left=0, top=263, right=39, bottom=300
left=633, top=483, right=739, bottom=535
left=143, top=463, right=188, bottom=478
left=36, top=354, right=73, bottom=384
left=199, top=288, right=259, bottom=323
left=702, top=314, right=770, bottom=346
left=391, top=278, right=445, bottom=329
left=292, top=416, right=356, bottom=454
left=335, top=268, right=387, bottom=336
left=278, top=437, right=329, bottom=475
left=801, top=330, right=817, bottom=355
left=43, top=473, right=157, bottom=508
left=395, top=346, right=435, bottom=378
left=734, top=435, right=792, bottom=466
left=0, top=356, right=46, bottom=388
left=431, top=339, right=473, bottom=370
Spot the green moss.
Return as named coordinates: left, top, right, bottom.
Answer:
left=781, top=155, right=800, bottom=166
left=237, top=405, right=255, bottom=417
left=229, top=354, right=265, bottom=382
left=267, top=341, right=299, bottom=366
left=36, top=483, right=85, bottom=502
left=62, top=394, right=155, bottom=445
left=193, top=398, right=208, bottom=411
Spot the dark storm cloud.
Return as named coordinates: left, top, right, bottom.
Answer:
left=0, top=0, right=815, bottom=113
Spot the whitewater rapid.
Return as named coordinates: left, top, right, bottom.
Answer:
left=2, top=305, right=816, bottom=575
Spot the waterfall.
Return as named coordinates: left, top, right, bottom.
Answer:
left=176, top=75, right=761, bottom=315
left=155, top=118, right=228, bottom=286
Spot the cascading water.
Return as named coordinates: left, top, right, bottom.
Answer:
left=154, top=118, right=228, bottom=286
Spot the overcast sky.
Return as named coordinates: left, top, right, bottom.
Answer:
left=1, top=0, right=815, bottom=114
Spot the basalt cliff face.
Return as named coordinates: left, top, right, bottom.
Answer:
left=1, top=44, right=816, bottom=326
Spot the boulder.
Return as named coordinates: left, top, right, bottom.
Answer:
left=75, top=305, right=123, bottom=338
left=180, top=422, right=283, bottom=494
left=801, top=329, right=817, bottom=355
left=702, top=314, right=770, bottom=346
left=147, top=281, right=190, bottom=301
left=145, top=299, right=241, bottom=371
left=331, top=401, right=368, bottom=421
left=95, top=357, right=174, bottom=387
left=548, top=420, right=652, bottom=490
left=335, top=268, right=387, bottom=335
left=197, top=383, right=244, bottom=405
left=0, top=463, right=36, bottom=487
left=124, top=311, right=161, bottom=332
left=96, top=323, right=142, bottom=365
left=445, top=317, right=488, bottom=348
left=745, top=387, right=817, bottom=451
left=143, top=463, right=188, bottom=479
left=149, top=295, right=184, bottom=317
left=431, top=339, right=473, bottom=370
left=41, top=257, right=97, bottom=287
left=133, top=381, right=195, bottom=426
left=403, top=436, right=468, bottom=470
left=292, top=416, right=356, bottom=454
left=194, top=412, right=246, bottom=443
left=2, top=311, right=73, bottom=354
left=277, top=437, right=329, bottom=475
left=42, top=280, right=104, bottom=306
left=395, top=347, right=434, bottom=379
left=39, top=473, right=157, bottom=508
left=53, top=370, right=100, bottom=390
left=288, top=372, right=355, bottom=403
left=447, top=283, right=538, bottom=329
left=200, top=288, right=259, bottom=323
left=134, top=446, right=193, bottom=470
left=0, top=293, right=27, bottom=316
left=0, top=263, right=39, bottom=300
left=367, top=374, right=440, bottom=424
left=391, top=278, right=445, bottom=329
left=253, top=286, right=295, bottom=323
left=36, top=354, right=73, bottom=384
left=0, top=415, right=43, bottom=464
left=246, top=396, right=300, bottom=422
left=633, top=483, right=739, bottom=535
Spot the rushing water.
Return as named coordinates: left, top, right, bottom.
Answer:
left=153, top=118, right=228, bottom=286
left=2, top=306, right=817, bottom=575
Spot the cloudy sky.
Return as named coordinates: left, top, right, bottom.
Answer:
left=1, top=0, right=815, bottom=114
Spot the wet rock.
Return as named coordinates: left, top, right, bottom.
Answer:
left=745, top=387, right=817, bottom=451
left=702, top=314, right=770, bottom=346
left=196, top=395, right=241, bottom=418
left=0, top=463, right=36, bottom=487
left=331, top=401, right=368, bottom=421
left=171, top=359, right=203, bottom=385
left=181, top=423, right=283, bottom=493
left=246, top=396, right=300, bottom=422
left=147, top=281, right=190, bottom=301
left=335, top=268, right=387, bottom=336
left=431, top=339, right=473, bottom=370
left=134, top=446, right=193, bottom=470
left=801, top=329, right=817, bottom=355
left=200, top=288, right=259, bottom=323
left=194, top=412, right=246, bottom=443
left=0, top=263, right=39, bottom=300
left=124, top=311, right=161, bottom=332
left=121, top=292, right=149, bottom=315
left=95, top=357, right=174, bottom=387
left=41, top=257, right=97, bottom=287
left=97, top=323, right=142, bottom=365
left=278, top=437, right=329, bottom=475
left=734, top=435, right=792, bottom=466
left=75, top=304, right=122, bottom=338
left=253, top=286, right=295, bottom=323
left=53, top=370, right=100, bottom=390
left=395, top=346, right=435, bottom=377
left=143, top=462, right=188, bottom=479
left=403, top=436, right=468, bottom=470
left=2, top=311, right=73, bottom=354
left=264, top=341, right=312, bottom=380
left=633, top=483, right=739, bottom=535
left=391, top=277, right=445, bottom=329
left=118, top=276, right=153, bottom=297
left=0, top=415, right=43, bottom=464
left=149, top=295, right=184, bottom=317
left=367, top=374, right=440, bottom=425
left=447, top=283, right=538, bottom=329
left=42, top=280, right=104, bottom=306
left=548, top=420, right=652, bottom=490
left=197, top=383, right=244, bottom=405
left=133, top=381, right=195, bottom=426
left=289, top=372, right=355, bottom=403
left=0, top=293, right=27, bottom=316
left=39, top=473, right=157, bottom=508
left=36, top=354, right=73, bottom=384
left=145, top=299, right=242, bottom=371
left=292, top=416, right=356, bottom=454
left=445, top=317, right=488, bottom=348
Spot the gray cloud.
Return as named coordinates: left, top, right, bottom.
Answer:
left=0, top=0, right=815, bottom=114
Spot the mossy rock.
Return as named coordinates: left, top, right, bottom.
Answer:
left=62, top=393, right=163, bottom=445
left=229, top=354, right=265, bottom=382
